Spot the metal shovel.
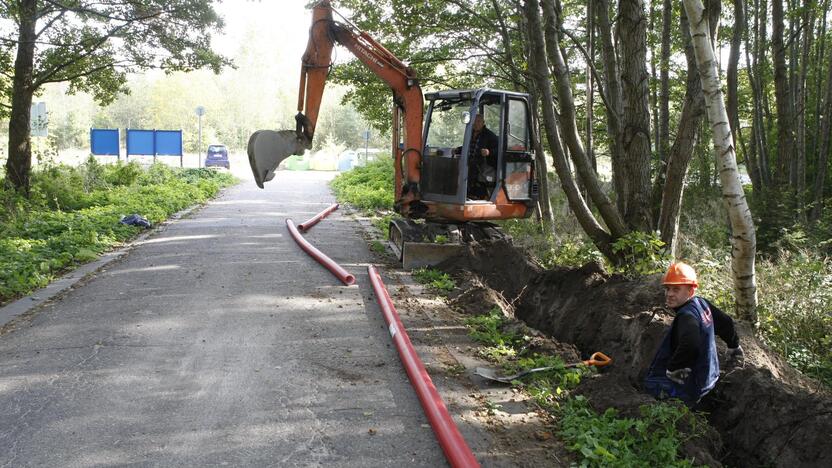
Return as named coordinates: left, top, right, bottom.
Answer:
left=475, top=351, right=612, bottom=384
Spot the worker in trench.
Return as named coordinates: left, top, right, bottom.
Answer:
left=644, top=262, right=745, bottom=407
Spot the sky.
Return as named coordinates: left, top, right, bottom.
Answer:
left=213, top=0, right=311, bottom=65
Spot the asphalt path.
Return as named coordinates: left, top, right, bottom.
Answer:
left=0, top=170, right=449, bottom=467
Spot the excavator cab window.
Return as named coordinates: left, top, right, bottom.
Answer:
left=421, top=98, right=472, bottom=197
left=503, top=98, right=534, bottom=201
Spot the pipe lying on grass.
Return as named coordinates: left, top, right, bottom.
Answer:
left=299, top=203, right=339, bottom=232
left=286, top=219, right=355, bottom=285
left=368, top=265, right=480, bottom=468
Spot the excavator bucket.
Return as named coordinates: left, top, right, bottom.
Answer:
left=247, top=129, right=310, bottom=188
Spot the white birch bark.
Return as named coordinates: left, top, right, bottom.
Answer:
left=681, top=0, right=758, bottom=322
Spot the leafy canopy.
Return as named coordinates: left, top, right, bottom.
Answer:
left=0, top=0, right=233, bottom=115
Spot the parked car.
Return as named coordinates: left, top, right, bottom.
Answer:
left=205, top=144, right=229, bottom=169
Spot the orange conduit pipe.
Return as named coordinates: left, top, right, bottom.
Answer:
left=298, top=203, right=339, bottom=232
left=286, top=219, right=356, bottom=285
left=368, top=265, right=480, bottom=468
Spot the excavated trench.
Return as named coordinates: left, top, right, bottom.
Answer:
left=438, top=239, right=832, bottom=468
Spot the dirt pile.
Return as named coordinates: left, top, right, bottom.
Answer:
left=438, top=239, right=832, bottom=468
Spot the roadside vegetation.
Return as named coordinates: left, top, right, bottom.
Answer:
left=0, top=157, right=236, bottom=305
left=329, top=158, right=832, bottom=388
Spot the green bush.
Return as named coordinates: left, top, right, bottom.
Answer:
left=610, top=231, right=669, bottom=277
left=105, top=160, right=144, bottom=186
left=559, top=397, right=703, bottom=467
left=330, top=159, right=395, bottom=210
left=0, top=163, right=236, bottom=305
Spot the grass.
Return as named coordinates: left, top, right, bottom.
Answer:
left=0, top=158, right=236, bottom=304
left=559, top=397, right=704, bottom=467
left=412, top=267, right=455, bottom=292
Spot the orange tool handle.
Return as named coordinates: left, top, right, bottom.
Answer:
left=583, top=351, right=612, bottom=367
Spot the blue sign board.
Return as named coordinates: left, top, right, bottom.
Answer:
left=125, top=128, right=183, bottom=160
left=155, top=130, right=183, bottom=156
left=126, top=129, right=155, bottom=156
left=90, top=128, right=119, bottom=156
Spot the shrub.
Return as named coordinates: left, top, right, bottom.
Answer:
left=559, top=397, right=704, bottom=467
left=330, top=159, right=395, bottom=210
left=0, top=163, right=237, bottom=305
left=104, top=161, right=143, bottom=186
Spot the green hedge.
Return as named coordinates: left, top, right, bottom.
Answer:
left=0, top=160, right=236, bottom=304
left=329, top=158, right=394, bottom=210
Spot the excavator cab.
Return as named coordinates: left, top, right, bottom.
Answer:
left=419, top=88, right=537, bottom=218
left=389, top=89, right=538, bottom=268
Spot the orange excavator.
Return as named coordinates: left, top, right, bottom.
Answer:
left=248, top=0, right=539, bottom=267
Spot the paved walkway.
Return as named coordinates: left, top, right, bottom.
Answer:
left=0, top=171, right=447, bottom=467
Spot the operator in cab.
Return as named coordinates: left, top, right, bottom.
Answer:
left=467, top=113, right=498, bottom=199
left=644, top=262, right=744, bottom=407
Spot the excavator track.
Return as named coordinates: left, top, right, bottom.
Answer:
left=389, top=218, right=508, bottom=269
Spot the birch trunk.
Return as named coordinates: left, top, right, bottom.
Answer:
left=681, top=0, right=758, bottom=322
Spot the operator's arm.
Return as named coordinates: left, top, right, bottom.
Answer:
left=667, top=314, right=699, bottom=371
left=704, top=298, right=740, bottom=348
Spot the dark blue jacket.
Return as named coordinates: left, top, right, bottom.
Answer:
left=645, top=297, right=721, bottom=402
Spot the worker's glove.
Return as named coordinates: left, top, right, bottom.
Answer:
left=727, top=345, right=745, bottom=369
left=666, top=368, right=691, bottom=385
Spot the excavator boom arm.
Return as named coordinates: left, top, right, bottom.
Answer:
left=297, top=1, right=424, bottom=207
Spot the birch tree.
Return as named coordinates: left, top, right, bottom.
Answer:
left=681, top=0, right=758, bottom=321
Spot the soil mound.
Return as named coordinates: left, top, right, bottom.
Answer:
left=438, top=239, right=832, bottom=467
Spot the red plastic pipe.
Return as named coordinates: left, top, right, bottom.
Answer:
left=367, top=265, right=480, bottom=468
left=298, top=203, right=339, bottom=232
left=286, top=219, right=355, bottom=285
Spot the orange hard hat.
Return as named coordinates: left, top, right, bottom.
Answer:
left=662, top=262, right=698, bottom=287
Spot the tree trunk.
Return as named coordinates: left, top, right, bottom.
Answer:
left=727, top=0, right=746, bottom=177
left=810, top=48, right=832, bottom=221
left=659, top=0, right=672, bottom=163
left=517, top=1, right=556, bottom=232
left=771, top=0, right=794, bottom=187
left=658, top=5, right=707, bottom=255
left=595, top=0, right=627, bottom=216
left=651, top=0, right=674, bottom=226
left=541, top=0, right=628, bottom=238
left=682, top=0, right=758, bottom=322
left=617, top=0, right=654, bottom=230
left=4, top=0, right=38, bottom=194
left=586, top=0, right=596, bottom=173
left=523, top=0, right=615, bottom=259
left=794, top=0, right=814, bottom=222
left=746, top=0, right=771, bottom=187
left=650, top=0, right=660, bottom=157
left=810, top=0, right=829, bottom=165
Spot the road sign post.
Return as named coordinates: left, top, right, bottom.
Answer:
left=195, top=106, right=206, bottom=168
